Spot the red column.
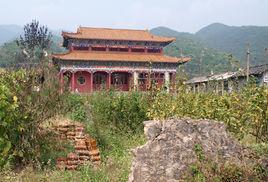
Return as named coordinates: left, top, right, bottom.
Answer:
left=70, top=46, right=74, bottom=52
left=145, top=72, right=150, bottom=90
left=71, top=72, right=75, bottom=92
left=107, top=72, right=111, bottom=90
left=90, top=72, right=94, bottom=92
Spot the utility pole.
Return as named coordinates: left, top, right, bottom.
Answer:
left=246, top=43, right=250, bottom=82
left=180, top=48, right=183, bottom=59
left=199, top=50, right=204, bottom=76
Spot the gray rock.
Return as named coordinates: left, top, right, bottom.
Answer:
left=128, top=118, right=256, bottom=182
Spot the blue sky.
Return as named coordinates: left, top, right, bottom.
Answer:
left=0, top=0, right=267, bottom=32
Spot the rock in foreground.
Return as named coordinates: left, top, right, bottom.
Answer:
left=128, top=118, right=258, bottom=182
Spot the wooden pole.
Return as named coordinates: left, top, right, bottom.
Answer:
left=246, top=44, right=250, bottom=82
left=199, top=50, right=204, bottom=76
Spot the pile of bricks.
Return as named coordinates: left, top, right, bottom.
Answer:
left=54, top=122, right=101, bottom=170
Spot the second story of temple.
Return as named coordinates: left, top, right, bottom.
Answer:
left=62, top=27, right=175, bottom=54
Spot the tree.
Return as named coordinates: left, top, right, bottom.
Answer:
left=17, top=20, right=52, bottom=63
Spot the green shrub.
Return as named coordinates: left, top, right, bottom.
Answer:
left=184, top=142, right=267, bottom=182
left=64, top=94, right=87, bottom=122
left=147, top=85, right=268, bottom=142
left=0, top=66, right=68, bottom=169
left=88, top=91, right=149, bottom=134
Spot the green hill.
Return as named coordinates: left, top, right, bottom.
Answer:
left=0, top=24, right=65, bottom=66
left=195, top=23, right=268, bottom=66
left=0, top=36, right=65, bottom=67
left=151, top=27, right=233, bottom=77
left=0, top=25, right=22, bottom=45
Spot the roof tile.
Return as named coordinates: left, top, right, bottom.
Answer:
left=52, top=51, right=190, bottom=63
left=62, top=27, right=175, bottom=43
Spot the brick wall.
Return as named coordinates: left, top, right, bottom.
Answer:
left=54, top=122, right=101, bottom=170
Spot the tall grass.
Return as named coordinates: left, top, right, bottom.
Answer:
left=1, top=80, right=267, bottom=181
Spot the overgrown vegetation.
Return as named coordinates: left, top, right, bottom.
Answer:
left=1, top=72, right=267, bottom=180
left=0, top=65, right=70, bottom=169
left=0, top=20, right=267, bottom=179
left=148, top=84, right=268, bottom=142
left=183, top=143, right=267, bottom=181
left=0, top=20, right=71, bottom=170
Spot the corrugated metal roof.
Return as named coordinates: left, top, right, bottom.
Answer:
left=186, top=72, right=237, bottom=84
left=186, top=64, right=268, bottom=84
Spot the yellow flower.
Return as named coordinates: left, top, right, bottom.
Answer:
left=13, top=96, right=18, bottom=103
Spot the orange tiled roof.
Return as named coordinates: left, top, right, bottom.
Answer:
left=52, top=51, right=190, bottom=63
left=62, top=27, right=175, bottom=43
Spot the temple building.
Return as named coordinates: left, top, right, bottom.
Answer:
left=52, top=27, right=190, bottom=93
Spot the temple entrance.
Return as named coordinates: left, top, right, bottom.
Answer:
left=138, top=73, right=149, bottom=91
left=93, top=72, right=108, bottom=91
left=62, top=71, right=72, bottom=91
left=151, top=73, right=165, bottom=89
left=138, top=72, right=165, bottom=91
left=111, top=72, right=131, bottom=91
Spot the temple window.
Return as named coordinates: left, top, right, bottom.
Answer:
left=112, top=73, right=128, bottom=84
left=138, top=73, right=148, bottom=84
left=119, top=48, right=128, bottom=52
left=73, top=46, right=89, bottom=51
left=109, top=47, right=118, bottom=52
left=131, top=48, right=145, bottom=53
left=92, top=47, right=107, bottom=51
left=147, top=48, right=161, bottom=53
left=93, top=73, right=106, bottom=84
left=109, top=47, right=129, bottom=52
left=77, top=76, right=86, bottom=85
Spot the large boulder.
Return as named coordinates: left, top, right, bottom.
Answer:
left=128, top=118, right=258, bottom=182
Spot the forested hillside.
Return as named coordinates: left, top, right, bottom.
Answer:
left=196, top=23, right=268, bottom=66
left=0, top=36, right=65, bottom=66
left=151, top=23, right=268, bottom=77
left=151, top=27, right=233, bottom=77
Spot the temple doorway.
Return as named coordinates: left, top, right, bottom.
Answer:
left=111, top=72, right=131, bottom=91
left=93, top=72, right=108, bottom=91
